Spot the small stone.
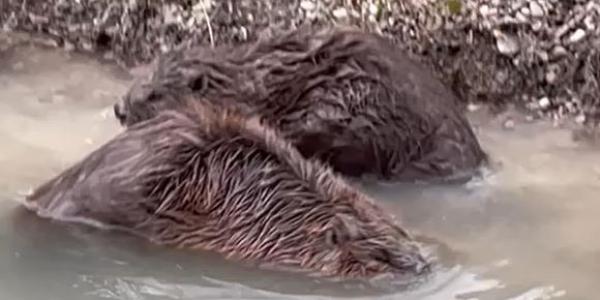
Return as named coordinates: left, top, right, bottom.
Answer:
left=531, top=20, right=543, bottom=31
left=538, top=97, right=551, bottom=109
left=551, top=46, right=568, bottom=57
left=516, top=12, right=528, bottom=23
left=565, top=101, right=574, bottom=111
left=493, top=30, right=519, bottom=56
left=511, top=2, right=522, bottom=11
left=479, top=4, right=493, bottom=16
left=332, top=7, right=348, bottom=20
left=584, top=16, right=596, bottom=31
left=568, top=29, right=586, bottom=44
left=575, top=114, right=586, bottom=124
left=536, top=50, right=549, bottom=62
left=63, top=41, right=75, bottom=52
left=503, top=119, right=515, bottom=130
left=526, top=115, right=534, bottom=122
left=467, top=103, right=480, bottom=112
left=239, top=26, right=248, bottom=41
left=84, top=138, right=93, bottom=145
left=520, top=7, right=530, bottom=15
left=529, top=2, right=544, bottom=17
left=545, top=69, right=557, bottom=84
left=368, top=3, right=380, bottom=17
left=82, top=41, right=93, bottom=51
left=300, top=1, right=316, bottom=11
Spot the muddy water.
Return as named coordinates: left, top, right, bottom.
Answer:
left=0, top=43, right=599, bottom=300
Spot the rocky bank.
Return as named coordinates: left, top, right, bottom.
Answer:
left=1, top=0, right=600, bottom=127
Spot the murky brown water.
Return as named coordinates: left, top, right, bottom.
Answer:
left=1, top=42, right=598, bottom=300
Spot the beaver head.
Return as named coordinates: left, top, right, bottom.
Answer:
left=27, top=98, right=431, bottom=280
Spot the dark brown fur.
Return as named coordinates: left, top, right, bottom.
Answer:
left=113, top=26, right=488, bottom=183
left=25, top=99, right=430, bottom=279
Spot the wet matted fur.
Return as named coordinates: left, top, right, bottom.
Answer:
left=114, top=25, right=488, bottom=183
left=25, top=99, right=430, bottom=279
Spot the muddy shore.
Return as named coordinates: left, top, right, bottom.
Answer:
left=1, top=0, right=600, bottom=130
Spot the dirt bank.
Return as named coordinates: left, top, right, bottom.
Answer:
left=1, top=0, right=599, bottom=128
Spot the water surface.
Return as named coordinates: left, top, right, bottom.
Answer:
left=0, top=42, right=598, bottom=300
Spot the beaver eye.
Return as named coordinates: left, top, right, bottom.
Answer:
left=374, top=249, right=392, bottom=264
left=325, top=229, right=339, bottom=246
left=146, top=91, right=162, bottom=103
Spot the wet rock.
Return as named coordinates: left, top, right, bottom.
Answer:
left=538, top=97, right=551, bottom=109
left=332, top=7, right=348, bottom=20
left=493, top=30, right=520, bottom=56
left=529, top=2, right=544, bottom=18
left=568, top=28, right=586, bottom=44
left=300, top=1, right=316, bottom=12
left=467, top=103, right=480, bottom=112
left=503, top=118, right=515, bottom=130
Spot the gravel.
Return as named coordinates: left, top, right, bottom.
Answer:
left=1, top=0, right=600, bottom=127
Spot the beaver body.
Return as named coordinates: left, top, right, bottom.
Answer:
left=113, top=26, right=487, bottom=183
left=25, top=100, right=430, bottom=279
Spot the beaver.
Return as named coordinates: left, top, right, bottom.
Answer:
left=24, top=98, right=431, bottom=279
left=113, top=26, right=488, bottom=183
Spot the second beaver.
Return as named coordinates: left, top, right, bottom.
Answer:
left=113, top=26, right=488, bottom=183
left=24, top=98, right=431, bottom=280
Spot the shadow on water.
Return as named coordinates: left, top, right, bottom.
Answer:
left=1, top=37, right=599, bottom=299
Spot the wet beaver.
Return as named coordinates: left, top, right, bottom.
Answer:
left=24, top=99, right=430, bottom=279
left=113, top=26, right=487, bottom=183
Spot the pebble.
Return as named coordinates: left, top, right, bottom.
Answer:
left=493, top=30, right=520, bottom=56
left=503, top=118, right=515, bottom=130
left=551, top=45, right=568, bottom=57
left=332, top=7, right=348, bottom=20
left=568, top=28, right=587, bottom=44
left=63, top=41, right=75, bottom=51
left=575, top=114, right=586, bottom=124
left=368, top=3, right=379, bottom=16
left=467, top=103, right=480, bottom=112
left=516, top=12, right=528, bottom=23
left=529, top=2, right=544, bottom=17
left=584, top=16, right=596, bottom=31
left=538, top=97, right=551, bottom=109
left=300, top=1, right=316, bottom=11
left=479, top=4, right=490, bottom=16
left=545, top=69, right=557, bottom=84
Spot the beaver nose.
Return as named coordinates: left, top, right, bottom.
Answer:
left=113, top=102, right=126, bottom=124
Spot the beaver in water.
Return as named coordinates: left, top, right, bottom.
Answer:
left=112, top=26, right=488, bottom=184
left=24, top=98, right=430, bottom=279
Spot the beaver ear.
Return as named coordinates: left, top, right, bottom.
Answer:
left=325, top=213, right=362, bottom=246
left=339, top=214, right=363, bottom=240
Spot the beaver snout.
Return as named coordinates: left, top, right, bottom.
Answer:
left=113, top=102, right=127, bottom=124
left=389, top=249, right=431, bottom=275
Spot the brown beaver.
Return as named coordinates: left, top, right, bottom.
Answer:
left=24, top=98, right=430, bottom=279
left=113, top=26, right=488, bottom=183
